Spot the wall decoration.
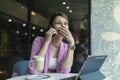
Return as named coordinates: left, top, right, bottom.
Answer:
left=91, top=0, right=120, bottom=80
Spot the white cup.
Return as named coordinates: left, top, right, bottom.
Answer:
left=34, top=55, right=44, bottom=72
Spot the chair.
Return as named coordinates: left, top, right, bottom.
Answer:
left=11, top=60, right=29, bottom=77
left=71, top=60, right=83, bottom=73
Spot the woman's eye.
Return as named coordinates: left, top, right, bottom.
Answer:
left=64, top=23, right=68, bottom=25
left=56, top=22, right=60, bottom=24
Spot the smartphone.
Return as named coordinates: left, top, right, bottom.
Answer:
left=52, top=34, right=56, bottom=39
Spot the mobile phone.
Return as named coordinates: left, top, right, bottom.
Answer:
left=52, top=34, right=56, bottom=39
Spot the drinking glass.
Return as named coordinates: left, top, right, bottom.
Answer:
left=33, top=55, right=50, bottom=79
left=34, top=55, right=44, bottom=75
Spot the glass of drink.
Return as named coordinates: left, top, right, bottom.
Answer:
left=33, top=56, right=50, bottom=79
left=34, top=55, right=44, bottom=75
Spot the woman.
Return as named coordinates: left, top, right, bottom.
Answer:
left=27, top=12, right=75, bottom=74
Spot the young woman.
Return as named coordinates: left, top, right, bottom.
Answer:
left=27, top=12, right=75, bottom=74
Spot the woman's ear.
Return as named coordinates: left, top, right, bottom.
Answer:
left=47, top=25, right=51, bottom=30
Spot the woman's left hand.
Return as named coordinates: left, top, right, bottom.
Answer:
left=58, top=27, right=75, bottom=45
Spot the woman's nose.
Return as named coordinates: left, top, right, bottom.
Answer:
left=61, top=23, right=65, bottom=27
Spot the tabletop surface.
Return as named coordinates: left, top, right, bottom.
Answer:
left=6, top=73, right=78, bottom=80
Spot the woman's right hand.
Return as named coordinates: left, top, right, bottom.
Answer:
left=45, top=27, right=57, bottom=43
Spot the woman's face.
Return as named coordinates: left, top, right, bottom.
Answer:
left=52, top=16, right=69, bottom=36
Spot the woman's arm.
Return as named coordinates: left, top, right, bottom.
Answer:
left=37, top=28, right=57, bottom=56
left=60, top=45, right=75, bottom=73
left=61, top=43, right=75, bottom=69
left=29, top=36, right=44, bottom=74
left=28, top=36, right=51, bottom=74
left=37, top=40, right=49, bottom=56
left=58, top=27, right=75, bottom=70
left=28, top=28, right=57, bottom=74
left=30, top=37, right=43, bottom=60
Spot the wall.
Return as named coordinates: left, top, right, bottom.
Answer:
left=91, top=0, right=120, bottom=80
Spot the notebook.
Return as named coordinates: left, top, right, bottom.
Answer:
left=60, top=55, right=107, bottom=80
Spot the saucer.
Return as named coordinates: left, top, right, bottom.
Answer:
left=26, top=74, right=50, bottom=80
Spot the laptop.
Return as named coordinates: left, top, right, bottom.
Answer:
left=61, top=55, right=107, bottom=80
left=75, top=55, right=107, bottom=80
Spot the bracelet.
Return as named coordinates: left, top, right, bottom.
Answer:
left=68, top=45, right=76, bottom=50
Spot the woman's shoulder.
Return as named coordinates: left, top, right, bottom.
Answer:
left=34, top=36, right=44, bottom=40
left=33, top=36, right=45, bottom=43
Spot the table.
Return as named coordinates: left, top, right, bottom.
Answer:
left=6, top=73, right=78, bottom=80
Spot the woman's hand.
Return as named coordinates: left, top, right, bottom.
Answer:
left=58, top=27, right=75, bottom=45
left=45, top=27, right=57, bottom=43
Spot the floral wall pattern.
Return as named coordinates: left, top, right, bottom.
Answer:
left=91, top=0, right=120, bottom=80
